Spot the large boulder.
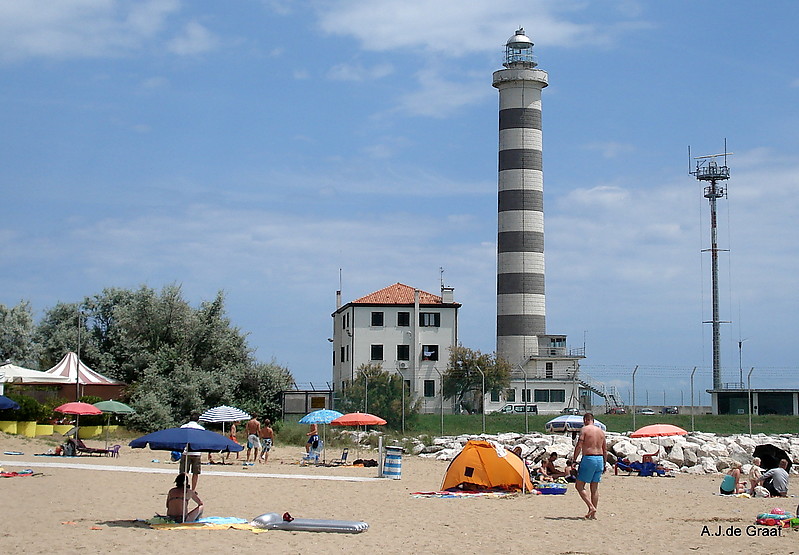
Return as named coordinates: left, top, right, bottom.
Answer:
left=667, top=444, right=685, bottom=467
left=683, top=448, right=698, bottom=467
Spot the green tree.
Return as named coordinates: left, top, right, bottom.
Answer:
left=442, top=345, right=511, bottom=412
left=339, top=363, right=420, bottom=429
left=33, top=284, right=295, bottom=432
left=0, top=300, right=39, bottom=366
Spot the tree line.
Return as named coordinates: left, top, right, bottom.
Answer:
left=0, top=285, right=293, bottom=431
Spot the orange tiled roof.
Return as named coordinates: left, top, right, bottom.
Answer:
left=352, top=283, right=442, bottom=305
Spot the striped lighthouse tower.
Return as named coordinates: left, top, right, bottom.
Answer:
left=493, top=28, right=548, bottom=365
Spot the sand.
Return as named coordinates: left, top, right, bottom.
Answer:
left=0, top=433, right=795, bottom=554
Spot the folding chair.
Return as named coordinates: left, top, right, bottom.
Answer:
left=330, top=448, right=349, bottom=465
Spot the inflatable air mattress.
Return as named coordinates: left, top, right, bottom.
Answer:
left=251, top=512, right=368, bottom=533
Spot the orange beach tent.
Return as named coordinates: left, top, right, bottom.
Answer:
left=441, top=440, right=533, bottom=492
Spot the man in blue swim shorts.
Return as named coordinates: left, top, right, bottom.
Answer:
left=572, top=412, right=607, bottom=520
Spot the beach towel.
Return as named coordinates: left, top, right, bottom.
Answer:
left=145, top=516, right=265, bottom=533
left=0, top=469, right=35, bottom=478
left=411, top=490, right=517, bottom=498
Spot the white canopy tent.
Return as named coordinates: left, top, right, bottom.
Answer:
left=0, top=362, right=73, bottom=395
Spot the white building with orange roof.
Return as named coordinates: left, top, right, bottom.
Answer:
left=331, top=283, right=460, bottom=414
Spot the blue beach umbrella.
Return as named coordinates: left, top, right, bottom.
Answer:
left=130, top=427, right=244, bottom=453
left=299, top=409, right=343, bottom=424
left=545, top=415, right=606, bottom=433
left=299, top=409, right=343, bottom=464
left=0, top=395, right=20, bottom=411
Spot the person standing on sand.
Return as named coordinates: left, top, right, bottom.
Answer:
left=225, top=421, right=240, bottom=462
left=245, top=416, right=261, bottom=462
left=259, top=418, right=274, bottom=463
left=179, top=412, right=204, bottom=490
left=572, top=412, right=607, bottom=520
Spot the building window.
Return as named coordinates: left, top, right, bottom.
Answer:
left=397, top=311, right=410, bottom=327
left=397, top=345, right=410, bottom=361
left=545, top=362, right=553, bottom=379
left=522, top=389, right=531, bottom=403
left=424, top=380, right=435, bottom=398
left=371, top=344, right=383, bottom=361
left=421, top=345, right=439, bottom=361
left=506, top=389, right=516, bottom=402
left=346, top=345, right=349, bottom=361
left=371, top=311, right=384, bottom=327
left=340, top=346, right=345, bottom=363
left=534, top=389, right=566, bottom=403
left=419, top=312, right=440, bottom=327
left=490, top=389, right=500, bottom=402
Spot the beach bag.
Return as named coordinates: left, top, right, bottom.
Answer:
left=62, top=442, right=75, bottom=457
left=754, top=485, right=770, bottom=498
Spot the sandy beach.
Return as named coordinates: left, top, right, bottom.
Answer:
left=0, top=433, right=795, bottom=555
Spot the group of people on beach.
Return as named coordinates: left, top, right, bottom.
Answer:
left=720, top=456, right=791, bottom=498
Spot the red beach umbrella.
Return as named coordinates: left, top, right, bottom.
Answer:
left=630, top=424, right=688, bottom=438
left=55, top=402, right=103, bottom=415
left=330, top=412, right=387, bottom=426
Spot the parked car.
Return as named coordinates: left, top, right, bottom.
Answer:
left=495, top=404, right=538, bottom=414
left=661, top=406, right=679, bottom=414
left=560, top=407, right=581, bottom=415
left=606, top=407, right=627, bottom=414
left=636, top=408, right=656, bottom=415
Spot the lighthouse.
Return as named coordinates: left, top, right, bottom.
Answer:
left=492, top=28, right=548, bottom=365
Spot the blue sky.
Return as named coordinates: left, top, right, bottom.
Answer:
left=2, top=1, right=798, bottom=405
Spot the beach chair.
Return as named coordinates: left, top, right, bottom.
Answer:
left=302, top=441, right=323, bottom=464
left=73, top=438, right=109, bottom=456
left=106, top=444, right=121, bottom=458
left=330, top=448, right=349, bottom=466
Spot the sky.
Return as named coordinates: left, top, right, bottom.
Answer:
left=2, top=1, right=799, bottom=406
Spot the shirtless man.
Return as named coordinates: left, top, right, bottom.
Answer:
left=166, top=473, right=204, bottom=523
left=572, top=412, right=607, bottom=520
left=245, top=416, right=261, bottom=462
left=259, top=418, right=275, bottom=463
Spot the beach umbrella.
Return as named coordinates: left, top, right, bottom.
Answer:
left=753, top=444, right=793, bottom=473
left=199, top=405, right=250, bottom=424
left=299, top=409, right=343, bottom=424
left=630, top=423, right=687, bottom=460
left=330, top=412, right=387, bottom=426
left=545, top=415, right=606, bottom=433
left=630, top=424, right=687, bottom=438
left=55, top=402, right=103, bottom=415
left=130, top=426, right=244, bottom=453
left=0, top=395, right=20, bottom=411
left=330, top=412, right=387, bottom=462
left=94, top=400, right=135, bottom=449
left=56, top=401, right=103, bottom=439
left=299, top=409, right=344, bottom=464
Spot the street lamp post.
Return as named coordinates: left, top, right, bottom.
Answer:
left=747, top=367, right=755, bottom=437
left=632, top=366, right=638, bottom=431
left=475, top=365, right=486, bottom=434
left=690, top=366, right=697, bottom=432
left=395, top=364, right=405, bottom=434
left=518, top=364, right=529, bottom=434
left=363, top=372, right=369, bottom=413
left=433, top=366, right=444, bottom=437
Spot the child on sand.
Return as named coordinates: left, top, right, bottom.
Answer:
left=748, top=457, right=762, bottom=494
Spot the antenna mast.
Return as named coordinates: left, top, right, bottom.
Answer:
left=690, top=142, right=732, bottom=390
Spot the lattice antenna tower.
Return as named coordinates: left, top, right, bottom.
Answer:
left=689, top=141, right=732, bottom=390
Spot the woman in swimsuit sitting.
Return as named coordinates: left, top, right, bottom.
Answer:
left=166, top=473, right=204, bottom=522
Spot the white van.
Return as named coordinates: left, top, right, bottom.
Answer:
left=497, top=404, right=538, bottom=414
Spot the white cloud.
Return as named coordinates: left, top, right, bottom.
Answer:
left=0, top=0, right=181, bottom=62
left=327, top=62, right=393, bottom=81
left=396, top=67, right=492, bottom=117
left=167, top=20, right=218, bottom=55
left=316, top=0, right=644, bottom=55
left=583, top=141, right=635, bottom=159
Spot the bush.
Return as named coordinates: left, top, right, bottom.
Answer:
left=0, top=394, right=47, bottom=422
